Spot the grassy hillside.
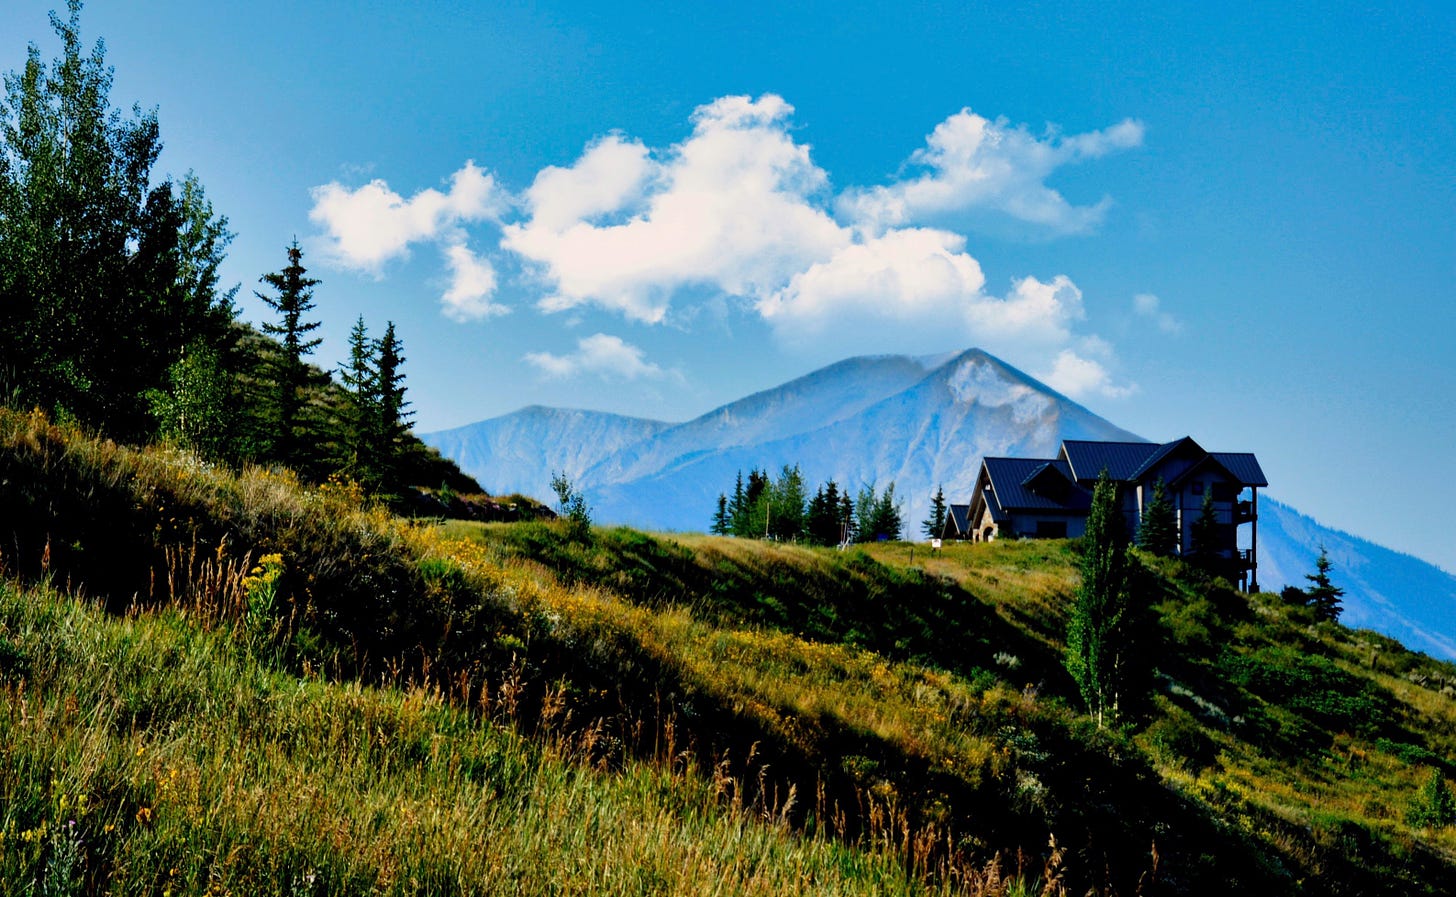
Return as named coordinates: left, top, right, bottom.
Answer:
left=3, top=406, right=1456, bottom=895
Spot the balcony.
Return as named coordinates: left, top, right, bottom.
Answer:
left=1234, top=500, right=1257, bottom=524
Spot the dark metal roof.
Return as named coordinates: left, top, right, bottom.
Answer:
left=1130, top=436, right=1205, bottom=480
left=983, top=457, right=1092, bottom=512
left=1058, top=440, right=1158, bottom=483
left=1211, top=453, right=1269, bottom=487
left=946, top=503, right=972, bottom=536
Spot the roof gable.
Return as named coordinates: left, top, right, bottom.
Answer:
left=1058, top=440, right=1159, bottom=483
left=982, top=457, right=1091, bottom=511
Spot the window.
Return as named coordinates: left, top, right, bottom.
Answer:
left=1035, top=520, right=1068, bottom=538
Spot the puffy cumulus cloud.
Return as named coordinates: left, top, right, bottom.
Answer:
left=502, top=94, right=848, bottom=323
left=757, top=228, right=986, bottom=341
left=440, top=243, right=507, bottom=322
left=839, top=111, right=1144, bottom=235
left=309, top=161, right=504, bottom=272
left=1041, top=348, right=1135, bottom=400
left=523, top=333, right=666, bottom=381
left=523, top=134, right=656, bottom=230
left=1133, top=292, right=1182, bottom=334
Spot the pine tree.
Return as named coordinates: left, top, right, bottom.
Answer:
left=257, top=240, right=323, bottom=465
left=1066, top=470, right=1132, bottom=727
left=1304, top=545, right=1345, bottom=623
left=838, top=491, right=855, bottom=545
left=1137, top=477, right=1177, bottom=556
left=710, top=494, right=730, bottom=535
left=339, top=316, right=380, bottom=486
left=922, top=484, right=947, bottom=540
left=372, top=321, right=414, bottom=487
left=1189, top=486, right=1221, bottom=570
left=728, top=471, right=748, bottom=536
left=806, top=480, right=843, bottom=546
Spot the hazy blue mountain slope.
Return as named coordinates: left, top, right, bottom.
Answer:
left=423, top=406, right=669, bottom=497
left=589, top=350, right=1139, bottom=532
left=1255, top=498, right=1456, bottom=659
left=585, top=353, right=942, bottom=486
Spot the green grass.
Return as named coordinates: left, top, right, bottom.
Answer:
left=4, top=406, right=1456, bottom=895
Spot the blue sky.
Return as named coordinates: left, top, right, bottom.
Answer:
left=4, top=1, right=1454, bottom=572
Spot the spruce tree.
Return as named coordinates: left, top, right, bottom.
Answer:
left=728, top=471, right=748, bottom=536
left=1304, top=545, right=1345, bottom=623
left=339, top=315, right=380, bottom=486
left=1137, top=477, right=1177, bottom=556
left=922, top=484, right=948, bottom=539
left=257, top=240, right=323, bottom=465
left=1066, top=470, right=1132, bottom=727
left=1189, top=486, right=1221, bottom=571
left=372, top=321, right=414, bottom=487
left=711, top=494, right=730, bottom=535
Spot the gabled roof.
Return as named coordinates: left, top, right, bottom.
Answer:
left=982, top=457, right=1092, bottom=513
left=1210, top=453, right=1268, bottom=487
left=1130, top=436, right=1206, bottom=480
left=1058, top=440, right=1159, bottom=483
left=946, top=503, right=972, bottom=536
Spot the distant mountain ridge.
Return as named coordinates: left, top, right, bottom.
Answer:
left=423, top=348, right=1456, bottom=659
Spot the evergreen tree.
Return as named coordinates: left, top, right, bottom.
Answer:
left=806, top=480, right=843, bottom=546
left=921, top=484, right=947, bottom=540
left=1066, top=470, right=1133, bottom=727
left=710, top=493, right=730, bottom=535
left=257, top=240, right=323, bottom=465
left=372, top=321, right=414, bottom=486
left=1304, top=545, right=1345, bottom=623
left=1189, top=486, right=1221, bottom=569
left=728, top=471, right=748, bottom=536
left=338, top=316, right=381, bottom=485
left=1137, top=477, right=1177, bottom=556
left=838, top=491, right=855, bottom=545
left=854, top=482, right=903, bottom=542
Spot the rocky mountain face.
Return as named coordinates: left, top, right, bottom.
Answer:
left=423, top=348, right=1456, bottom=659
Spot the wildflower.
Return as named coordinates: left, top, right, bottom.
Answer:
left=136, top=806, right=153, bottom=825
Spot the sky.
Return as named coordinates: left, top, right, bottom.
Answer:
left=3, top=1, right=1454, bottom=572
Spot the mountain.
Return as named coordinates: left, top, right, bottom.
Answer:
left=1255, top=498, right=1456, bottom=659
left=422, top=347, right=1456, bottom=659
left=423, top=406, right=670, bottom=498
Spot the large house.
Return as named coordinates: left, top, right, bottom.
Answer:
left=946, top=437, right=1268, bottom=591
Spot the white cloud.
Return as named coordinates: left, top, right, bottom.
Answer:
left=440, top=243, right=507, bottom=322
left=309, top=161, right=504, bottom=272
left=1133, top=292, right=1182, bottom=334
left=502, top=94, right=848, bottom=323
left=839, top=110, right=1144, bottom=235
left=1041, top=348, right=1135, bottom=400
left=524, top=333, right=665, bottom=380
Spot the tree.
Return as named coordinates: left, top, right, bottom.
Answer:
left=710, top=493, right=730, bottom=535
left=1189, top=486, right=1221, bottom=570
left=550, top=470, right=591, bottom=536
left=766, top=464, right=807, bottom=541
left=0, top=2, right=234, bottom=437
left=806, top=480, right=844, bottom=546
left=854, top=482, right=902, bottom=542
left=1065, top=470, right=1133, bottom=727
left=727, top=471, right=748, bottom=536
left=1408, top=768, right=1456, bottom=829
left=1137, top=477, right=1177, bottom=557
left=338, top=316, right=381, bottom=485
left=372, top=321, right=414, bottom=485
left=257, top=240, right=323, bottom=465
left=922, top=484, right=948, bottom=540
left=1304, top=545, right=1345, bottom=623
left=146, top=341, right=233, bottom=460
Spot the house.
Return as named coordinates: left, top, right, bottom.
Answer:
left=946, top=437, right=1268, bottom=591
